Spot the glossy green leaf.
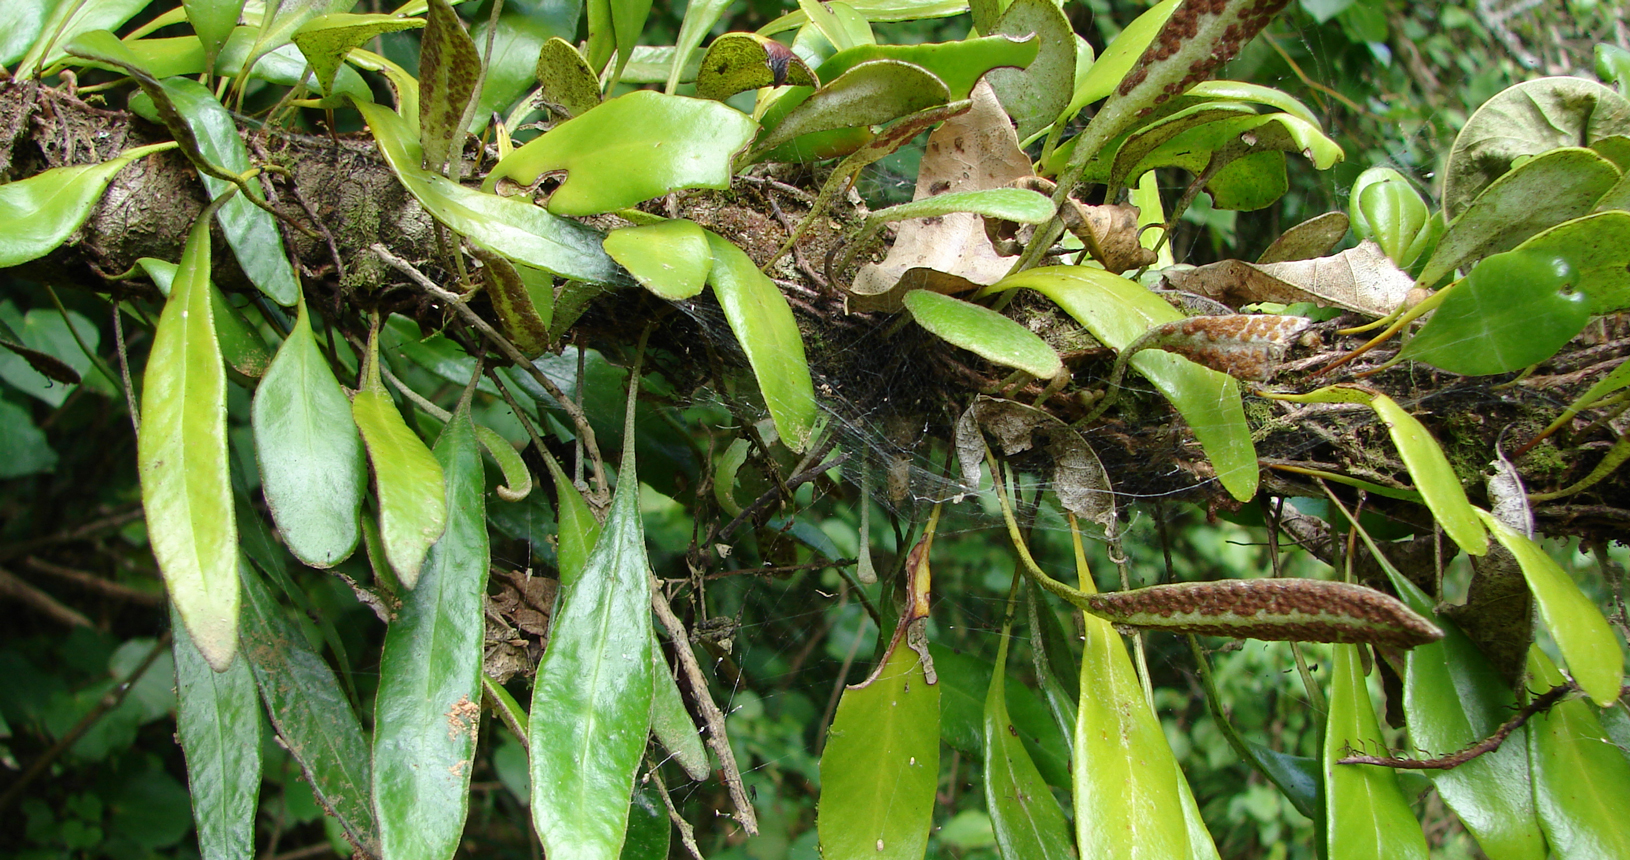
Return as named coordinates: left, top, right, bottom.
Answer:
left=1478, top=510, right=1624, bottom=706
left=814, top=34, right=1038, bottom=101
left=66, top=27, right=377, bottom=104
left=693, top=32, right=818, bottom=101
left=354, top=99, right=625, bottom=283
left=157, top=76, right=302, bottom=306
left=184, top=0, right=247, bottom=69
left=1115, top=113, right=1343, bottom=197
left=1074, top=603, right=1195, bottom=858
left=1419, top=148, right=1621, bottom=288
left=293, top=12, right=424, bottom=97
left=529, top=394, right=654, bottom=860
left=136, top=258, right=272, bottom=380
left=984, top=608, right=1073, bottom=860
left=541, top=450, right=601, bottom=585
left=1402, top=251, right=1588, bottom=376
left=485, top=90, right=758, bottom=216
left=801, top=0, right=874, bottom=49
left=1359, top=393, right=1488, bottom=556
left=750, top=60, right=950, bottom=157
left=1060, top=0, right=1180, bottom=119
left=1351, top=167, right=1432, bottom=268
left=666, top=0, right=736, bottom=94
left=237, top=0, right=355, bottom=98
left=238, top=562, right=379, bottom=855
left=419, top=0, right=482, bottom=176
left=474, top=423, right=533, bottom=502
left=705, top=230, right=817, bottom=452
left=138, top=202, right=238, bottom=672
left=650, top=650, right=709, bottom=781
left=470, top=11, right=557, bottom=133
left=603, top=219, right=713, bottom=300
left=621, top=785, right=671, bottom=860
left=0, top=142, right=170, bottom=268
left=252, top=294, right=366, bottom=569
left=604, top=0, right=652, bottom=88
left=1443, top=77, right=1630, bottom=219
left=1323, top=643, right=1429, bottom=860
left=930, top=642, right=1071, bottom=789
left=0, top=0, right=53, bottom=67
left=373, top=400, right=490, bottom=860
left=987, top=0, right=1074, bottom=138
left=1187, top=80, right=1319, bottom=124
left=818, top=631, right=940, bottom=860
left=905, top=290, right=1062, bottom=379
left=1601, top=45, right=1630, bottom=97
left=869, top=188, right=1055, bottom=225
left=1526, top=647, right=1630, bottom=858
left=535, top=36, right=603, bottom=118
left=1515, top=210, right=1630, bottom=314
left=991, top=266, right=1257, bottom=500
left=351, top=325, right=447, bottom=590
left=15, top=0, right=146, bottom=74
left=759, top=0, right=968, bottom=32
left=172, top=604, right=261, bottom=860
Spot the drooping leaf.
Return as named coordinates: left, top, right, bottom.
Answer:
left=0, top=142, right=171, bottom=268
left=750, top=60, right=950, bottom=157
left=1443, top=77, right=1630, bottom=219
left=138, top=201, right=238, bottom=672
left=991, top=266, right=1258, bottom=501
left=984, top=601, right=1073, bottom=860
left=420, top=0, right=483, bottom=176
left=530, top=382, right=654, bottom=860
left=184, top=0, right=248, bottom=71
left=354, top=98, right=625, bottom=283
left=904, top=290, right=1062, bottom=379
left=649, top=650, right=709, bottom=781
left=484, top=90, right=757, bottom=216
left=1479, top=511, right=1624, bottom=706
left=535, top=36, right=603, bottom=118
left=373, top=400, right=490, bottom=860
left=0, top=303, right=108, bottom=405
left=1401, top=250, right=1589, bottom=376
left=1526, top=647, right=1630, bottom=858
left=472, top=246, right=553, bottom=357
left=351, top=324, right=447, bottom=589
left=603, top=219, right=713, bottom=300
left=818, top=630, right=940, bottom=860
left=694, top=32, right=817, bottom=101
left=474, top=423, right=533, bottom=502
left=172, top=604, right=261, bottom=860
left=1060, top=0, right=1180, bottom=119
left=155, top=76, right=302, bottom=306
left=1323, top=643, right=1430, bottom=860
left=292, top=12, right=424, bottom=97
left=252, top=293, right=367, bottom=569
left=704, top=230, right=818, bottom=452
left=1419, top=148, right=1621, bottom=288
left=238, top=562, right=379, bottom=855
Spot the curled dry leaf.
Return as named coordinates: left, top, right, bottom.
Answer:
left=953, top=397, right=1117, bottom=534
left=1135, top=314, right=1313, bottom=381
left=1256, top=211, right=1349, bottom=264
left=1084, top=578, right=1444, bottom=648
left=1161, top=239, right=1420, bottom=317
left=992, top=177, right=1155, bottom=273
left=849, top=81, right=1032, bottom=310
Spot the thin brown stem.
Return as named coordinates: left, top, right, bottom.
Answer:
left=1337, top=683, right=1576, bottom=769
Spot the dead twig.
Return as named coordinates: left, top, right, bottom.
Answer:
left=1337, top=682, right=1575, bottom=769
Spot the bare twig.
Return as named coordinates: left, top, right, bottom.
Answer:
left=647, top=764, right=704, bottom=860
left=0, top=565, right=93, bottom=627
left=1337, top=683, right=1575, bottom=769
left=714, top=452, right=848, bottom=543
left=24, top=557, right=163, bottom=605
left=650, top=579, right=759, bottom=835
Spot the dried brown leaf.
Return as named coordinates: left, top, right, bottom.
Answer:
left=1256, top=211, right=1349, bottom=264
left=1162, top=239, right=1419, bottom=317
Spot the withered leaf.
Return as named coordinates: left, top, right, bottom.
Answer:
left=953, top=396, right=1117, bottom=534
left=1256, top=211, right=1349, bottom=264
left=1161, top=239, right=1419, bottom=317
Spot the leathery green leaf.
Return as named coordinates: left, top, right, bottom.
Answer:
left=666, top=0, right=737, bottom=95
left=353, top=99, right=625, bottom=284
left=1324, top=644, right=1429, bottom=860
left=904, top=290, right=1062, bottom=379
left=650, top=649, right=710, bottom=781
left=373, top=400, right=490, bottom=860
left=239, top=562, right=379, bottom=854
left=1367, top=394, right=1487, bottom=556
left=351, top=324, right=446, bottom=589
left=530, top=380, right=654, bottom=860
left=472, top=246, right=552, bottom=357
left=293, top=13, right=424, bottom=97
left=158, top=77, right=301, bottom=306
left=985, top=604, right=1073, bottom=860
left=867, top=187, right=1054, bottom=225
left=138, top=201, right=239, bottom=672
left=15, top=0, right=147, bottom=74
left=622, top=784, right=671, bottom=860
left=1061, top=0, right=1180, bottom=119
left=535, top=37, right=603, bottom=118
left=1479, top=511, right=1624, bottom=706
left=818, top=630, right=940, bottom=860
left=1402, top=606, right=1544, bottom=859
left=1512, top=210, right=1630, bottom=314
left=136, top=258, right=272, bottom=380
left=1074, top=600, right=1199, bottom=858
left=988, top=0, right=1075, bottom=139
left=814, top=34, right=1038, bottom=101
left=930, top=642, right=1071, bottom=790
left=172, top=604, right=261, bottom=860
left=484, top=91, right=758, bottom=216
left=252, top=293, right=366, bottom=568
left=990, top=266, right=1256, bottom=500
left=184, top=0, right=248, bottom=70
left=705, top=230, right=818, bottom=452
left=1526, top=647, right=1630, bottom=858
left=750, top=60, right=950, bottom=158
left=542, top=450, right=601, bottom=585
left=0, top=142, right=171, bottom=268
left=603, top=220, right=713, bottom=300
left=1401, top=251, right=1588, bottom=376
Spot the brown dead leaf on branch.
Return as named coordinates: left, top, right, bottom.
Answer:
left=1160, top=239, right=1426, bottom=317
left=990, top=176, right=1155, bottom=273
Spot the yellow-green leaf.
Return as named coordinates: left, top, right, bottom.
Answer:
left=904, top=290, right=1063, bottom=379
left=1526, top=647, right=1630, bottom=858
left=1368, top=394, right=1487, bottom=556
left=0, top=143, right=171, bottom=268
left=1323, top=643, right=1430, bottom=860
left=293, top=12, right=424, bottom=97
left=603, top=219, right=713, bottom=300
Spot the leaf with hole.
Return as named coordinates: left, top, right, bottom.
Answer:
left=252, top=293, right=367, bottom=569
left=694, top=32, right=817, bottom=101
